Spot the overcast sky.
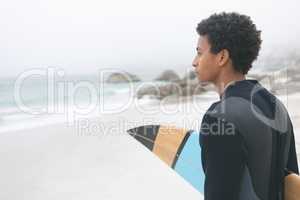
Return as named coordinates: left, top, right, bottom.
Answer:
left=0, top=0, right=299, bottom=78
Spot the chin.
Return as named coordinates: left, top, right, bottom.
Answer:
left=197, top=76, right=211, bottom=86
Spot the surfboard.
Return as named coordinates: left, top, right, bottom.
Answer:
left=128, top=124, right=300, bottom=199
left=127, top=124, right=205, bottom=194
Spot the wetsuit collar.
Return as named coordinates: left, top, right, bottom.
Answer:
left=219, top=79, right=259, bottom=100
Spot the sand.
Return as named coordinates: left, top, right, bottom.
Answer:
left=0, top=91, right=299, bottom=200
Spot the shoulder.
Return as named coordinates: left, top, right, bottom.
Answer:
left=200, top=100, right=239, bottom=137
left=201, top=98, right=246, bottom=129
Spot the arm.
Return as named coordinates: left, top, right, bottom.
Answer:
left=286, top=126, right=299, bottom=174
left=200, top=115, right=246, bottom=200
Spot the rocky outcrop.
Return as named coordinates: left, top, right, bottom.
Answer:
left=154, top=70, right=180, bottom=82
left=137, top=70, right=209, bottom=100
left=248, top=66, right=300, bottom=95
left=137, top=65, right=300, bottom=99
left=181, top=70, right=197, bottom=81
left=106, top=72, right=141, bottom=83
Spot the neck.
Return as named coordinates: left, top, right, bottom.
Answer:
left=213, top=71, right=245, bottom=97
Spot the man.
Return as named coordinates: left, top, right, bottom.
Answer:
left=192, top=12, right=299, bottom=200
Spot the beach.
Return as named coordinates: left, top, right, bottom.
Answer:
left=0, top=88, right=299, bottom=199
left=0, top=92, right=218, bottom=200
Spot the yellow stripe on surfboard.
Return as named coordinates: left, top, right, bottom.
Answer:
left=153, top=125, right=188, bottom=166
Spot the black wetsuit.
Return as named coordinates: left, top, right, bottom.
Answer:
left=199, top=79, right=299, bottom=200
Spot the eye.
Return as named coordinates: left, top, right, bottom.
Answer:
left=197, top=52, right=202, bottom=56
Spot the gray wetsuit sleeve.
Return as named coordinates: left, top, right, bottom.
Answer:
left=200, top=114, right=246, bottom=200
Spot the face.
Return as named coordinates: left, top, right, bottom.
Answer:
left=192, top=35, right=220, bottom=84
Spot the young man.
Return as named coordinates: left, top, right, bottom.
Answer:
left=192, top=12, right=299, bottom=200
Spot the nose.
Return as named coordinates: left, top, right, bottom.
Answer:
left=192, top=56, right=198, bottom=68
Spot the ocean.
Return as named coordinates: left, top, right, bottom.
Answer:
left=0, top=75, right=165, bottom=133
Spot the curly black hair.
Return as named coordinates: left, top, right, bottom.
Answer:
left=196, top=12, right=262, bottom=74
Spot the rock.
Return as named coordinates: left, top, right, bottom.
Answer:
left=182, top=70, right=197, bottom=81
left=181, top=82, right=206, bottom=96
left=249, top=66, right=300, bottom=95
left=154, top=70, right=180, bottom=82
left=137, top=70, right=208, bottom=100
left=178, top=70, right=214, bottom=94
left=106, top=72, right=141, bottom=83
left=136, top=81, right=206, bottom=100
left=136, top=83, right=180, bottom=100
left=157, top=83, right=181, bottom=99
left=178, top=70, right=214, bottom=88
left=286, top=67, right=300, bottom=82
left=136, top=85, right=160, bottom=99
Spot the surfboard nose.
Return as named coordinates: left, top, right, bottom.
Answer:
left=127, top=125, right=160, bottom=151
left=127, top=125, right=192, bottom=167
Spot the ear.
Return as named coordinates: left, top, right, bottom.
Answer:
left=217, top=49, right=230, bottom=66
